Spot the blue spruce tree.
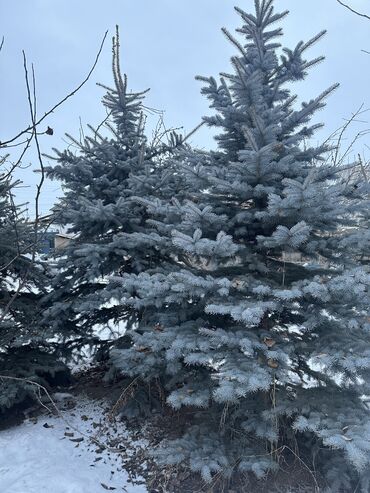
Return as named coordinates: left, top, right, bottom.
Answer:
left=107, top=2, right=370, bottom=490
left=44, top=29, right=186, bottom=362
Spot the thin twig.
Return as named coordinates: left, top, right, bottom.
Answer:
left=0, top=53, right=43, bottom=324
left=0, top=32, right=109, bottom=319
left=182, top=121, right=206, bottom=143
left=108, top=376, right=140, bottom=421
left=0, top=135, right=33, bottom=181
left=0, top=31, right=108, bottom=148
left=337, top=0, right=370, bottom=20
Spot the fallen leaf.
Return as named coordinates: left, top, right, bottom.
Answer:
left=267, top=359, right=279, bottom=369
left=263, top=337, right=276, bottom=348
left=136, top=346, right=150, bottom=353
left=273, top=143, right=285, bottom=153
left=232, top=279, right=244, bottom=289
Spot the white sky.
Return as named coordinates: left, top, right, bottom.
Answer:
left=1, top=0, right=370, bottom=216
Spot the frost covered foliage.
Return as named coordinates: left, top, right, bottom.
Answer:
left=108, top=2, right=370, bottom=490
left=43, top=29, right=185, bottom=358
left=0, top=176, right=64, bottom=411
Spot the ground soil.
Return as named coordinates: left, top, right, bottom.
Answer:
left=0, top=364, right=328, bottom=493
left=71, top=365, right=325, bottom=493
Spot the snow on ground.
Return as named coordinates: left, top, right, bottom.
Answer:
left=0, top=397, right=148, bottom=493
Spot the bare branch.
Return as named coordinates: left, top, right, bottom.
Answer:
left=0, top=30, right=110, bottom=321
left=182, top=121, right=206, bottom=144
left=337, top=0, right=370, bottom=20
left=0, top=136, right=34, bottom=181
left=0, top=30, right=108, bottom=148
left=333, top=105, right=365, bottom=166
left=0, top=52, right=46, bottom=325
left=22, top=53, right=45, bottom=264
left=92, top=108, right=113, bottom=140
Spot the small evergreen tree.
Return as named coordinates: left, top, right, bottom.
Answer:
left=108, top=2, right=370, bottom=490
left=0, top=173, right=67, bottom=412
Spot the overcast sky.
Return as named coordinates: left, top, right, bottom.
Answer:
left=1, top=0, right=370, bottom=216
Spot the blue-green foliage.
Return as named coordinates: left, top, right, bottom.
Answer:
left=0, top=176, right=64, bottom=411
left=43, top=29, right=186, bottom=356
left=106, top=1, right=370, bottom=490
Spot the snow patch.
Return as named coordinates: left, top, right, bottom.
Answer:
left=0, top=397, right=147, bottom=493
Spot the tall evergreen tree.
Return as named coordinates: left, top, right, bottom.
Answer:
left=43, top=29, right=186, bottom=360
left=108, top=2, right=370, bottom=490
